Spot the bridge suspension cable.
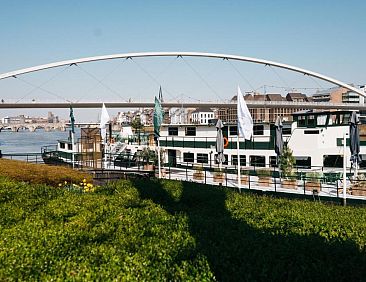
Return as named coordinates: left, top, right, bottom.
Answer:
left=129, top=57, right=177, bottom=100
left=76, top=57, right=128, bottom=102
left=14, top=76, right=70, bottom=103
left=15, top=64, right=72, bottom=103
left=179, top=56, right=225, bottom=102
left=74, top=63, right=125, bottom=100
left=226, top=59, right=256, bottom=93
left=267, top=65, right=291, bottom=90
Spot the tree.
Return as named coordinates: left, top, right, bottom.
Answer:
left=131, top=116, right=144, bottom=145
left=131, top=116, right=144, bottom=130
left=279, top=145, right=296, bottom=179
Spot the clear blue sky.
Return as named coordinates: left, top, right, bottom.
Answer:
left=0, top=0, right=365, bottom=121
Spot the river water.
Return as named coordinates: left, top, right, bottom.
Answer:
left=0, top=129, right=71, bottom=154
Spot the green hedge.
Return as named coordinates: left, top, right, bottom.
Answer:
left=1, top=178, right=366, bottom=281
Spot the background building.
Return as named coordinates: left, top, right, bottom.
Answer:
left=190, top=108, right=215, bottom=124
left=218, top=92, right=309, bottom=123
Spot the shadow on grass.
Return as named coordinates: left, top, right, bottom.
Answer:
left=132, top=179, right=366, bottom=281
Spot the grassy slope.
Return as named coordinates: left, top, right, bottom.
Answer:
left=0, top=159, right=92, bottom=186
left=0, top=176, right=366, bottom=281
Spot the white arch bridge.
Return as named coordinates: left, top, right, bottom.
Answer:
left=0, top=51, right=364, bottom=109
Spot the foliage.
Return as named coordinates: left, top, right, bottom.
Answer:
left=279, top=145, right=296, bottom=179
left=306, top=171, right=322, bottom=183
left=130, top=116, right=144, bottom=131
left=0, top=159, right=92, bottom=187
left=0, top=178, right=213, bottom=281
left=193, top=164, right=204, bottom=172
left=59, top=178, right=96, bottom=193
left=240, top=169, right=250, bottom=176
left=140, top=147, right=157, bottom=164
left=213, top=167, right=224, bottom=176
left=1, top=177, right=366, bottom=280
left=256, top=168, right=272, bottom=177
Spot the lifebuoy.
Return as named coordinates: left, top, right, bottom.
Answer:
left=223, top=137, right=229, bottom=148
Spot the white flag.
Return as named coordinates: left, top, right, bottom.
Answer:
left=100, top=103, right=110, bottom=140
left=237, top=86, right=253, bottom=140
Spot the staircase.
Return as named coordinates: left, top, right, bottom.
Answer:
left=109, top=142, right=127, bottom=159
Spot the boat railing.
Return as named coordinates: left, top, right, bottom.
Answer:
left=41, top=144, right=58, bottom=153
left=158, top=135, right=272, bottom=150
left=1, top=152, right=43, bottom=164
left=150, top=155, right=366, bottom=201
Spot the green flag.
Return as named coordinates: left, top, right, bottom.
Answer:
left=154, top=96, right=163, bottom=137
left=69, top=106, right=75, bottom=134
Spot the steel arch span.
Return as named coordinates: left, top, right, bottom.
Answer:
left=0, top=51, right=363, bottom=97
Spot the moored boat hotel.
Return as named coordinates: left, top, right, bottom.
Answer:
left=158, top=110, right=366, bottom=171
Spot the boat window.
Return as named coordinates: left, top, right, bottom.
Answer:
left=168, top=127, right=178, bottom=136
left=229, top=126, right=238, bottom=136
left=68, top=144, right=73, bottom=150
left=317, top=115, right=327, bottom=126
left=269, top=156, right=277, bottom=167
left=295, top=156, right=311, bottom=168
left=323, top=155, right=343, bottom=168
left=231, top=155, right=246, bottom=166
left=307, top=115, right=316, bottom=127
left=60, top=142, right=65, bottom=149
left=297, top=116, right=306, bottom=127
left=330, top=114, right=338, bottom=125
left=341, top=113, right=350, bottom=124
left=249, top=155, right=265, bottom=167
left=215, top=154, right=228, bottom=165
left=282, top=126, right=292, bottom=135
left=183, top=152, right=194, bottom=163
left=197, top=153, right=208, bottom=164
left=185, top=127, right=196, bottom=136
left=253, top=125, right=264, bottom=135
left=304, top=130, right=319, bottom=134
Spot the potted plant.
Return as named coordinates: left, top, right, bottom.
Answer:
left=279, top=146, right=297, bottom=189
left=351, top=174, right=366, bottom=196
left=305, top=171, right=322, bottom=192
left=213, top=168, right=225, bottom=183
left=281, top=170, right=297, bottom=189
left=256, top=168, right=272, bottom=187
left=193, top=165, right=204, bottom=180
left=140, top=147, right=156, bottom=171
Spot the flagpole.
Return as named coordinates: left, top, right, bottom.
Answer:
left=71, top=131, right=75, bottom=169
left=100, top=103, right=110, bottom=170
left=69, top=106, right=76, bottom=169
left=343, top=133, right=347, bottom=206
left=157, top=137, right=161, bottom=179
left=237, top=134, right=241, bottom=192
left=103, top=137, right=107, bottom=170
